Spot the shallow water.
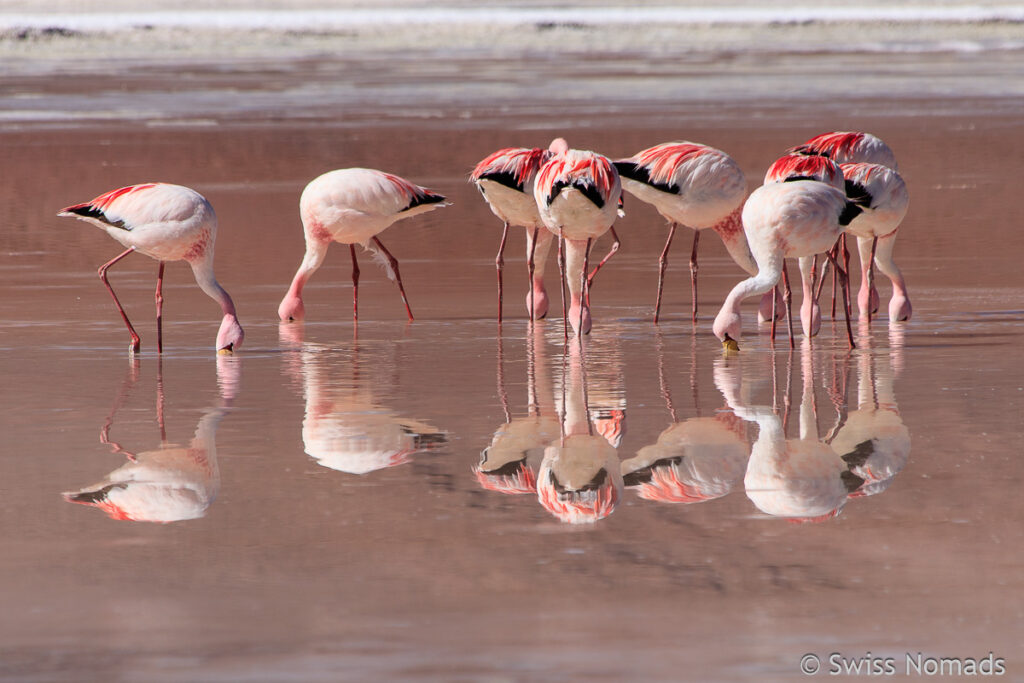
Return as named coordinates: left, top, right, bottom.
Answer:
left=2, top=46, right=1024, bottom=681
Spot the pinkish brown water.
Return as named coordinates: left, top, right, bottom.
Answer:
left=2, top=15, right=1024, bottom=680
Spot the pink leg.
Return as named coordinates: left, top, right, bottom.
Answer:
left=155, top=261, right=165, bottom=354
left=771, top=283, right=778, bottom=343
left=586, top=226, right=620, bottom=294
left=579, top=238, right=591, bottom=337
left=350, top=244, right=360, bottom=323
left=689, top=229, right=700, bottom=323
left=496, top=221, right=509, bottom=324
left=371, top=236, right=413, bottom=322
left=782, top=261, right=794, bottom=348
left=826, top=249, right=856, bottom=349
left=654, top=223, right=677, bottom=324
left=558, top=231, right=568, bottom=341
left=98, top=247, right=141, bottom=354
left=527, top=227, right=537, bottom=322
left=866, top=236, right=878, bottom=324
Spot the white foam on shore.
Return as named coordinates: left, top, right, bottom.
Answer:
left=2, top=6, right=1023, bottom=31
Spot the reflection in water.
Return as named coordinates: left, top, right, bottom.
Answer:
left=63, top=357, right=239, bottom=523
left=832, top=322, right=911, bottom=497
left=622, top=335, right=747, bottom=504
left=281, top=323, right=446, bottom=475
left=477, top=323, right=909, bottom=524
left=476, top=327, right=558, bottom=494
left=715, top=332, right=909, bottom=522
left=538, top=340, right=623, bottom=524
left=477, top=326, right=626, bottom=523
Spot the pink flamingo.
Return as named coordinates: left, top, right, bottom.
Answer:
left=614, top=141, right=781, bottom=323
left=713, top=176, right=867, bottom=350
left=762, top=154, right=849, bottom=340
left=533, top=142, right=621, bottom=336
left=470, top=141, right=563, bottom=322
left=59, top=183, right=243, bottom=355
left=839, top=163, right=912, bottom=322
left=788, top=131, right=906, bottom=321
left=787, top=131, right=898, bottom=170
left=278, top=168, right=449, bottom=324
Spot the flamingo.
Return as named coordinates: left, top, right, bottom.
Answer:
left=787, top=131, right=898, bottom=170
left=278, top=168, right=449, bottom=324
left=533, top=143, right=622, bottom=336
left=613, top=141, right=780, bottom=323
left=788, top=131, right=906, bottom=321
left=470, top=140, right=563, bottom=322
left=762, top=154, right=850, bottom=339
left=839, top=163, right=912, bottom=322
left=58, top=183, right=244, bottom=355
left=713, top=175, right=868, bottom=350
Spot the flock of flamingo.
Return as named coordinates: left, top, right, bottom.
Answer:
left=59, top=130, right=910, bottom=354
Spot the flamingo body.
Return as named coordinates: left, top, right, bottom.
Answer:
left=278, top=168, right=448, bottom=322
left=615, top=142, right=772, bottom=322
left=616, top=142, right=747, bottom=231
left=59, top=183, right=243, bottom=353
left=534, top=148, right=622, bottom=334
left=471, top=145, right=557, bottom=319
left=789, top=131, right=898, bottom=171
left=713, top=180, right=862, bottom=344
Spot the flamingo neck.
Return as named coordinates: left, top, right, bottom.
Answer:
left=191, top=260, right=237, bottom=317
left=712, top=206, right=758, bottom=276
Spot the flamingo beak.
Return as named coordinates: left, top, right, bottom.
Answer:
left=217, top=344, right=234, bottom=356
left=721, top=334, right=739, bottom=352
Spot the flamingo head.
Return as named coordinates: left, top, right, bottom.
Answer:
left=889, top=295, right=912, bottom=322
left=800, top=298, right=821, bottom=338
left=216, top=314, right=244, bottom=354
left=527, top=287, right=550, bottom=320
left=278, top=294, right=306, bottom=323
left=713, top=308, right=742, bottom=350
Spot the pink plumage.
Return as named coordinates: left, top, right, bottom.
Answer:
left=278, top=167, right=449, bottom=324
left=59, top=183, right=243, bottom=354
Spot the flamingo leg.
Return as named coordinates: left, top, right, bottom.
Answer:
left=371, top=236, right=414, bottom=322
left=654, top=223, right=677, bottom=324
left=155, top=261, right=165, bottom=354
left=815, top=253, right=832, bottom=303
left=826, top=249, right=856, bottom=349
left=782, top=261, right=794, bottom=348
left=689, top=229, right=700, bottom=323
left=771, top=284, right=778, bottom=343
left=579, top=238, right=591, bottom=337
left=98, top=247, right=141, bottom=354
left=586, top=226, right=620, bottom=294
left=350, top=244, right=360, bottom=323
left=527, top=227, right=538, bottom=322
left=495, top=221, right=509, bottom=324
left=842, top=234, right=852, bottom=322
left=867, top=236, right=878, bottom=324
left=558, top=230, right=568, bottom=342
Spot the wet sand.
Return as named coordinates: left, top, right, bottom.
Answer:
left=2, top=21, right=1024, bottom=682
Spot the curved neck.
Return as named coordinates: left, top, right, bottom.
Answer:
left=712, top=206, right=758, bottom=276
left=723, top=260, right=781, bottom=317
left=190, top=259, right=237, bottom=318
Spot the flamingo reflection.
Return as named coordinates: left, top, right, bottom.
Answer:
left=282, top=324, right=446, bottom=475
left=477, top=328, right=625, bottom=523
left=830, top=323, right=910, bottom=497
left=538, top=339, right=623, bottom=524
left=715, top=342, right=862, bottom=522
left=622, top=335, right=747, bottom=504
left=475, top=326, right=559, bottom=494
left=63, top=357, right=238, bottom=523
